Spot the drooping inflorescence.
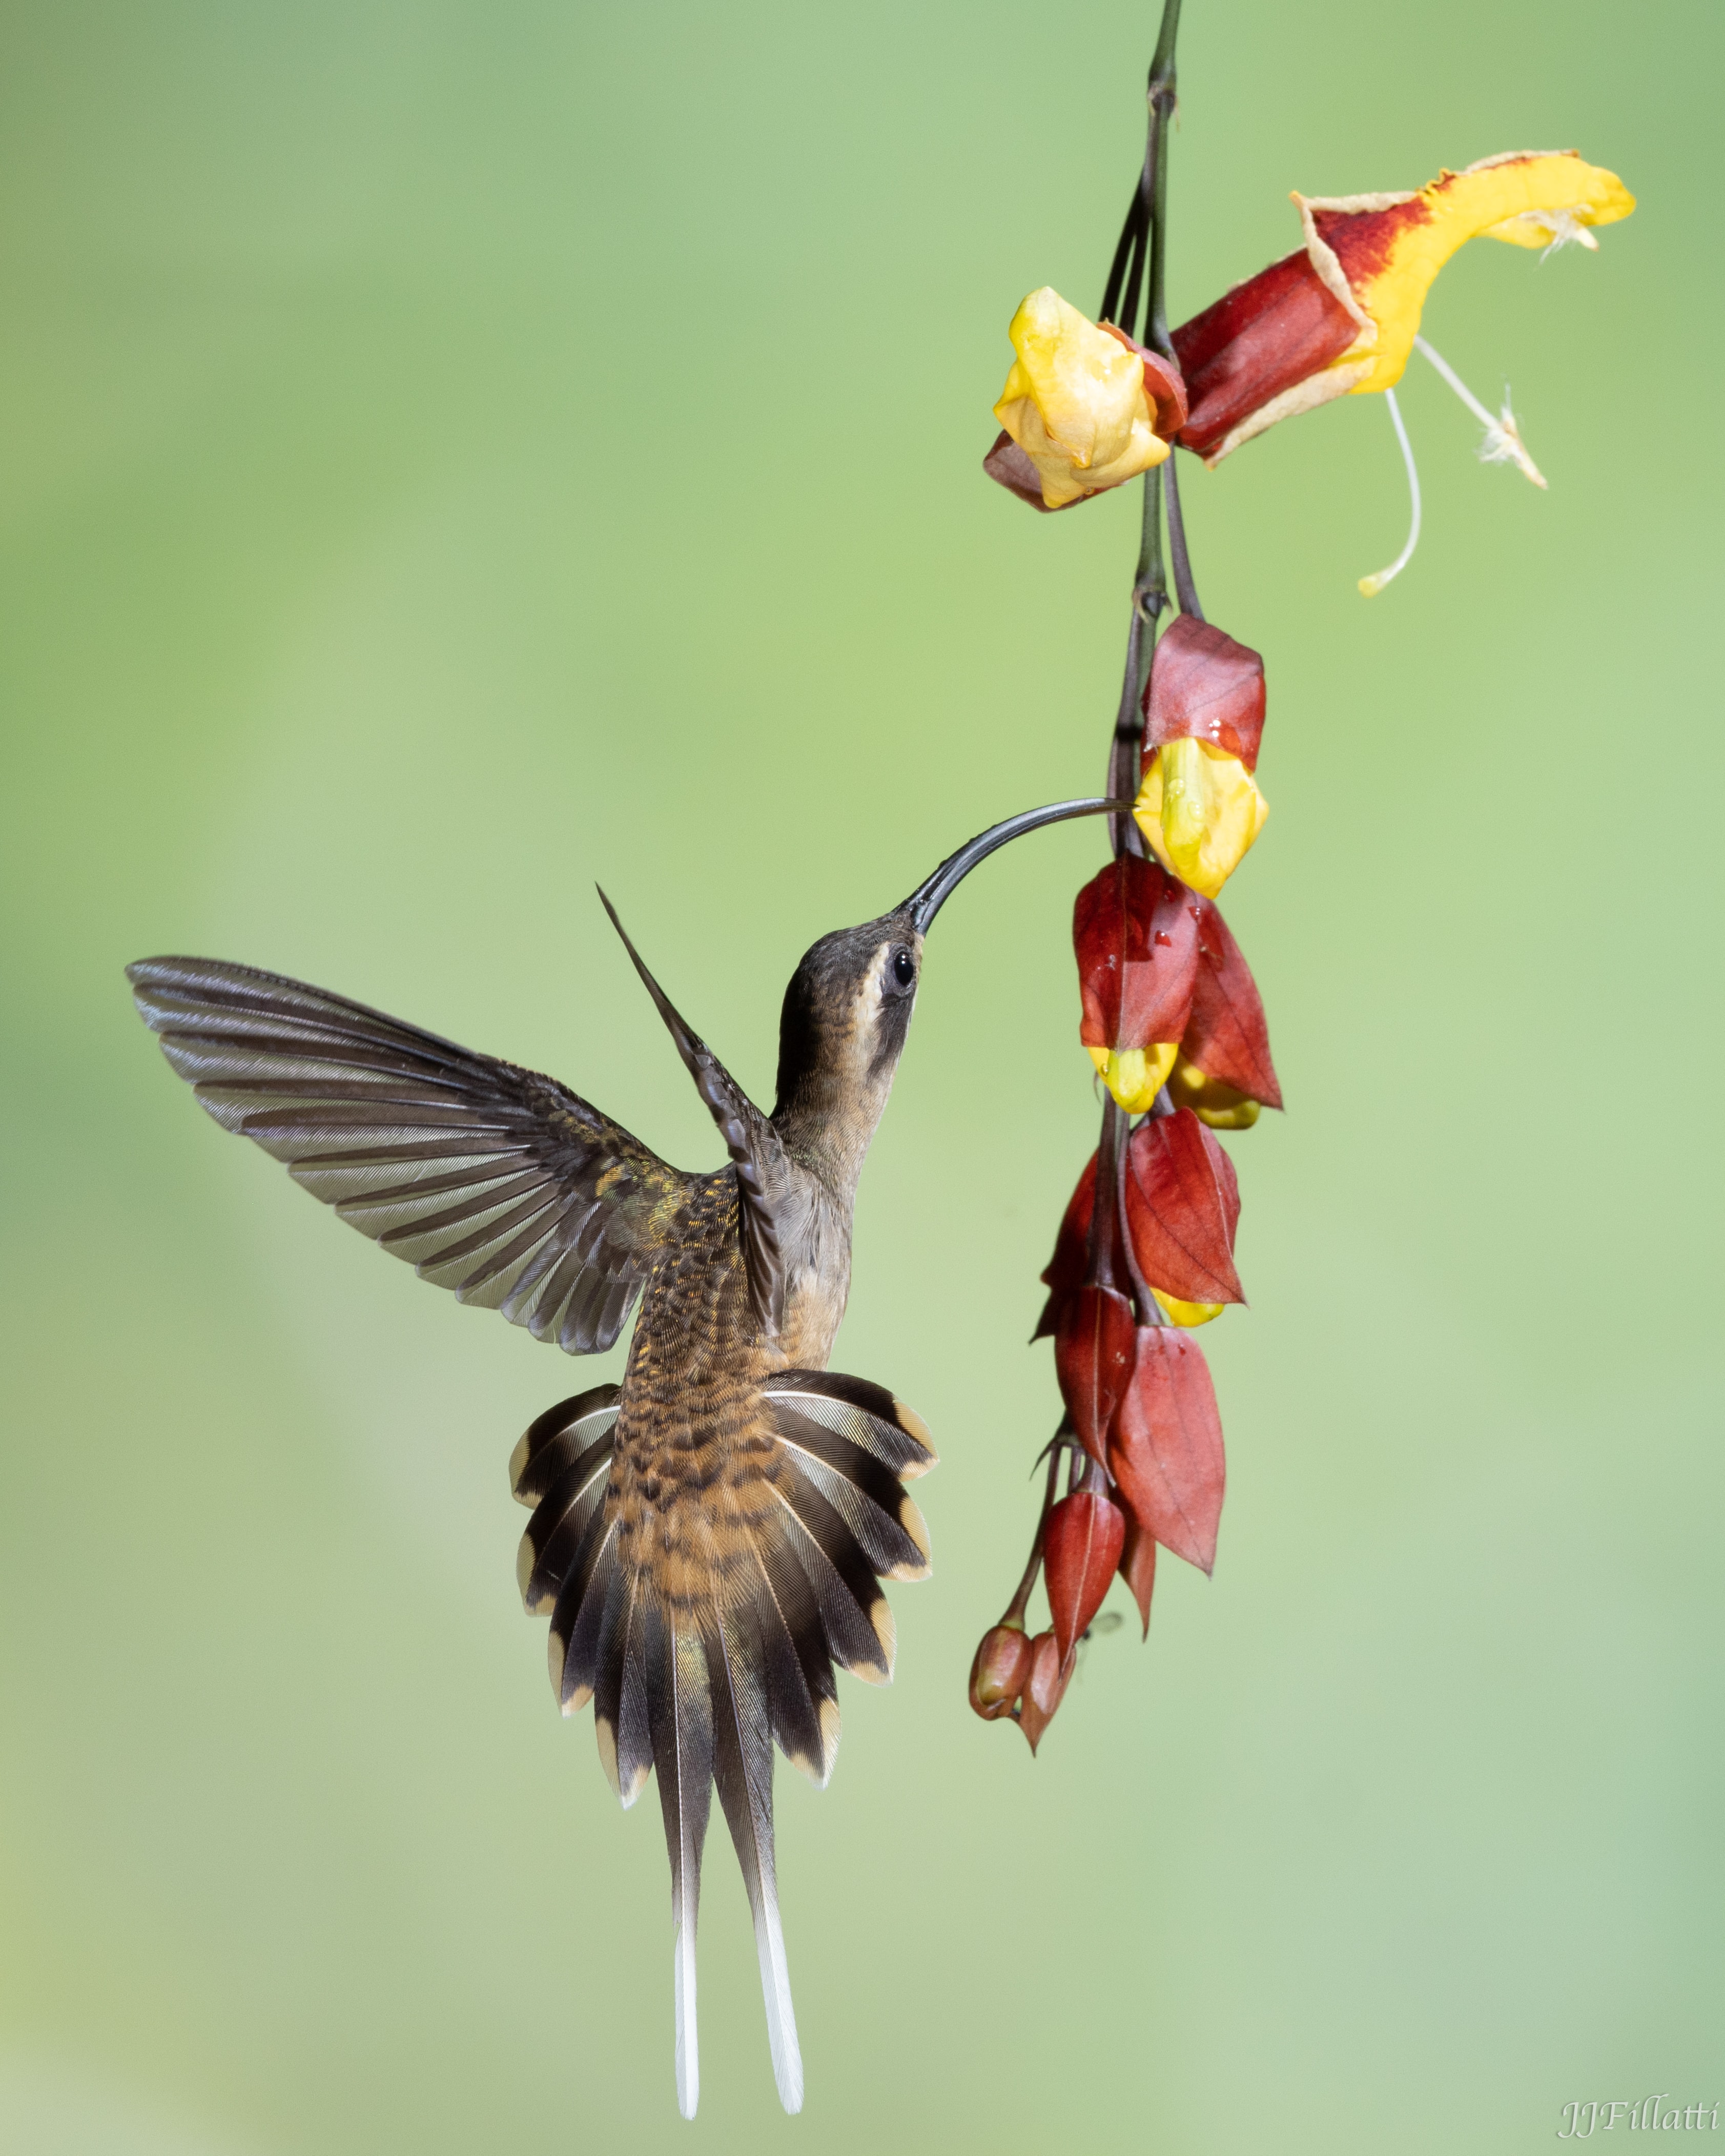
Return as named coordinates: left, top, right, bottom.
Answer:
left=970, top=7, right=1633, bottom=1749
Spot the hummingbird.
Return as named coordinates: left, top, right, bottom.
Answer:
left=126, top=795, right=1118, bottom=2118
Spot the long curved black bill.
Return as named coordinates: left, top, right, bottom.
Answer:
left=903, top=798, right=1133, bottom=933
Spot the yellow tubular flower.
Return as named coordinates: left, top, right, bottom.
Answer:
left=994, top=288, right=1171, bottom=509
left=1087, top=1040, right=1179, bottom=1115
left=1168, top=1056, right=1262, bottom=1130
left=1301, top=151, right=1636, bottom=399
left=1151, top=1288, right=1225, bottom=1327
left=1134, top=737, right=1269, bottom=900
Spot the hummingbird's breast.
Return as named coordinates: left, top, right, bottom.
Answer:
left=773, top=1163, right=854, bottom=1370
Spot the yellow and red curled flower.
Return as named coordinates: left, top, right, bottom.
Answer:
left=1170, top=150, right=1634, bottom=463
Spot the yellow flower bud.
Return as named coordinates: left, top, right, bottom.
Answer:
left=1151, top=1288, right=1225, bottom=1327
left=1134, top=737, right=1268, bottom=899
left=1168, top=1055, right=1262, bottom=1130
left=993, top=288, right=1170, bottom=509
left=1086, top=1040, right=1179, bottom=1114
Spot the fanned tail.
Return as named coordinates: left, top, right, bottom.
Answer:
left=515, top=1369, right=935, bottom=2118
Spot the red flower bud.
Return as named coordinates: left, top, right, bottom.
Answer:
left=1119, top=1518, right=1158, bottom=1638
left=1181, top=898, right=1282, bottom=1111
left=1143, top=615, right=1266, bottom=774
left=1033, top=1149, right=1098, bottom=1342
left=1016, top=1629, right=1071, bottom=1754
left=1043, top=1490, right=1127, bottom=1663
left=1124, top=1108, right=1243, bottom=1307
left=1170, top=249, right=1359, bottom=464
left=1108, top=1327, right=1226, bottom=1575
left=1054, top=1284, right=1137, bottom=1465
left=1074, top=855, right=1200, bottom=1059
left=969, top=1623, right=1035, bottom=1720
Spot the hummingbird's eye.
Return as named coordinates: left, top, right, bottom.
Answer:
left=890, top=948, right=917, bottom=991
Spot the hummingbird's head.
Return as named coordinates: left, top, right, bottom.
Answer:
left=770, top=796, right=1125, bottom=1177
left=770, top=908, right=925, bottom=1159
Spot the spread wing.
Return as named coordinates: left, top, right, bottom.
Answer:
left=127, top=955, right=687, bottom=1354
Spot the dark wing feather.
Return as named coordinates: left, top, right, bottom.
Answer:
left=127, top=956, right=685, bottom=1354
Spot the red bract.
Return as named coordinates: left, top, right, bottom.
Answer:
left=981, top=431, right=1080, bottom=514
left=1033, top=1149, right=1098, bottom=1341
left=1044, top=1490, right=1127, bottom=1662
left=969, top=1624, right=1035, bottom=1720
left=1142, top=615, right=1266, bottom=773
left=1109, top=1328, right=1226, bottom=1574
left=1124, top=1109, right=1244, bottom=1305
left=1118, top=1518, right=1157, bottom=1638
left=1073, top=855, right=1200, bottom=1055
left=1183, top=899, right=1282, bottom=1108
left=1017, top=1630, right=1070, bottom=1754
left=1054, top=1285, right=1137, bottom=1465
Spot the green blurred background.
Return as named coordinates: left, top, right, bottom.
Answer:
left=2, top=0, right=1719, bottom=2149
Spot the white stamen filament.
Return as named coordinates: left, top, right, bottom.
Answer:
left=1358, top=388, right=1422, bottom=598
left=1413, top=334, right=1548, bottom=489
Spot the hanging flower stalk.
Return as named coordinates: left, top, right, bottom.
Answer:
left=969, top=0, right=1632, bottom=1749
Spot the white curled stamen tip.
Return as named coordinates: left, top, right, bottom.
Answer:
left=1358, top=386, right=1422, bottom=599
